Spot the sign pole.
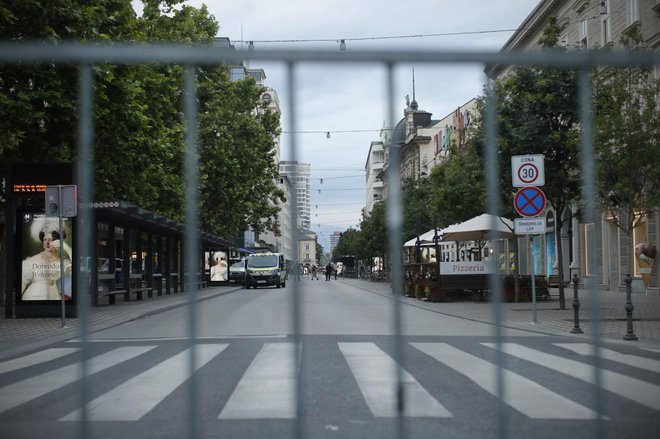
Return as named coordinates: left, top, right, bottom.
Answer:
left=57, top=185, right=67, bottom=328
left=531, top=239, right=537, bottom=324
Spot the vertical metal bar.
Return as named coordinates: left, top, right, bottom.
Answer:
left=578, top=67, right=604, bottom=437
left=58, top=186, right=66, bottom=328
left=385, top=62, right=406, bottom=439
left=75, top=62, right=94, bottom=439
left=183, top=64, right=200, bottom=439
left=483, top=75, right=507, bottom=439
left=286, top=61, right=303, bottom=439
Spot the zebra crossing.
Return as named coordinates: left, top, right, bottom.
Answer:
left=0, top=340, right=659, bottom=422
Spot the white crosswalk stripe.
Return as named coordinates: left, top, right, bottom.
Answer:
left=554, top=343, right=660, bottom=374
left=411, top=342, right=598, bottom=419
left=0, top=348, right=79, bottom=375
left=61, top=344, right=228, bottom=421
left=338, top=342, right=452, bottom=418
left=0, top=346, right=155, bottom=414
left=484, top=343, right=660, bottom=412
left=2, top=341, right=660, bottom=422
left=219, top=343, right=300, bottom=419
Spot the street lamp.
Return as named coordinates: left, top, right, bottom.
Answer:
left=623, top=273, right=638, bottom=341
left=570, top=262, right=583, bottom=334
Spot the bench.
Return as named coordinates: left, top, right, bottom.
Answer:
left=99, top=289, right=128, bottom=305
left=548, top=274, right=570, bottom=289
left=547, top=274, right=570, bottom=300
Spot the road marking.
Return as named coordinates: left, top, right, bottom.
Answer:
left=0, top=346, right=154, bottom=414
left=411, top=342, right=597, bottom=419
left=67, top=335, right=287, bottom=342
left=61, top=344, right=227, bottom=421
left=0, top=348, right=79, bottom=375
left=338, top=342, right=451, bottom=418
left=642, top=348, right=660, bottom=354
left=219, top=343, right=300, bottom=419
left=484, top=343, right=660, bottom=412
left=555, top=343, right=660, bottom=374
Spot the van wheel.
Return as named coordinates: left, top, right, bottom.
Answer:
left=282, top=281, right=286, bottom=288
left=276, top=282, right=281, bottom=288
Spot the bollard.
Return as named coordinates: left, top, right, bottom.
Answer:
left=571, top=273, right=583, bottom=334
left=623, top=274, right=638, bottom=341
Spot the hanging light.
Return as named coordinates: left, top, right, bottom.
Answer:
left=339, top=39, right=346, bottom=51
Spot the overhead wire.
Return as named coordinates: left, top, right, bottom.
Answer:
left=234, top=28, right=522, bottom=44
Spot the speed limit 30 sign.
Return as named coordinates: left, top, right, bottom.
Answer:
left=512, top=155, right=545, bottom=187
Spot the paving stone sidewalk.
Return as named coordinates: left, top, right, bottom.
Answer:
left=339, top=277, right=660, bottom=346
left=0, top=285, right=242, bottom=360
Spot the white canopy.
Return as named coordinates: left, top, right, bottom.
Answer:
left=440, top=213, right=514, bottom=242
left=403, top=228, right=442, bottom=247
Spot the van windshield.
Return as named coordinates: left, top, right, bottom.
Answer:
left=247, top=255, right=278, bottom=269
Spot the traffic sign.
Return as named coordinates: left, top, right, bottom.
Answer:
left=512, top=155, right=545, bottom=187
left=514, top=186, right=546, bottom=217
left=514, top=218, right=545, bottom=235
left=45, top=185, right=78, bottom=218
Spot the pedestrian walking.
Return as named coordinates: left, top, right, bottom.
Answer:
left=311, top=264, right=319, bottom=280
left=325, top=263, right=333, bottom=281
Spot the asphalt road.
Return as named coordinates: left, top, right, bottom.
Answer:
left=1, top=279, right=659, bottom=438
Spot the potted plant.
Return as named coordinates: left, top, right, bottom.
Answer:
left=426, top=264, right=444, bottom=302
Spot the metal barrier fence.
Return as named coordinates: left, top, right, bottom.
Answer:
left=1, top=42, right=658, bottom=439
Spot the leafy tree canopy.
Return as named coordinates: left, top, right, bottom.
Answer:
left=1, top=0, right=283, bottom=238
left=593, top=26, right=660, bottom=241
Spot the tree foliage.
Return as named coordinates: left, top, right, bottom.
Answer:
left=593, top=27, right=660, bottom=253
left=332, top=228, right=361, bottom=259
left=472, top=17, right=581, bottom=308
left=428, top=140, right=485, bottom=227
left=0, top=0, right=283, bottom=238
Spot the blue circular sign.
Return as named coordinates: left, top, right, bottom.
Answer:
left=514, top=186, right=546, bottom=217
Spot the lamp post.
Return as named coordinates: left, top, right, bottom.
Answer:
left=415, top=226, right=421, bottom=264
left=570, top=264, right=583, bottom=334
left=623, top=274, right=638, bottom=341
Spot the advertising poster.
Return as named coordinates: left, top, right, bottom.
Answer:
left=20, top=214, right=73, bottom=301
left=209, top=251, right=228, bottom=282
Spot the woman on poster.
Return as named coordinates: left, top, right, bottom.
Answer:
left=21, top=226, right=72, bottom=301
left=210, top=254, right=228, bottom=281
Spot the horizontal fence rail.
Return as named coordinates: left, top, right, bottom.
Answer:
left=2, top=41, right=656, bottom=439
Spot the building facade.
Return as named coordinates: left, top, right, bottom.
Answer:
left=490, top=0, right=660, bottom=293
left=279, top=161, right=312, bottom=231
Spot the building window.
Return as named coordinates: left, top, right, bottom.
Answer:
left=229, top=67, right=245, bottom=82
left=601, top=0, right=611, bottom=45
left=628, top=0, right=639, bottom=25
left=632, top=216, right=648, bottom=277
left=579, top=15, right=588, bottom=48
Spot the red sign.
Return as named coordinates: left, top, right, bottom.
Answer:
left=514, top=187, right=546, bottom=217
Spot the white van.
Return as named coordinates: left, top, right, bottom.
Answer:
left=244, top=253, right=287, bottom=289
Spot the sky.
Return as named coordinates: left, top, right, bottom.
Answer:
left=138, top=0, right=538, bottom=251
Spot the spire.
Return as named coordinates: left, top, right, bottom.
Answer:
left=410, top=67, right=418, bottom=110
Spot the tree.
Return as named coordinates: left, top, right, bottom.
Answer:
left=359, top=200, right=387, bottom=263
left=0, top=0, right=284, bottom=239
left=401, top=177, right=433, bottom=245
left=593, top=27, right=660, bottom=276
left=428, top=140, right=485, bottom=227
left=489, top=17, right=581, bottom=309
left=315, top=241, right=324, bottom=264
left=333, top=228, right=361, bottom=259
